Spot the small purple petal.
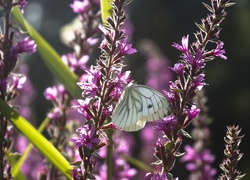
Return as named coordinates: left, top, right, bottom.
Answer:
left=212, top=42, right=227, bottom=60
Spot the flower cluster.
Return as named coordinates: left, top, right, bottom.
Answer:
left=0, top=0, right=246, bottom=179
left=71, top=0, right=136, bottom=178
left=218, top=126, right=245, bottom=180
left=179, top=90, right=217, bottom=179
left=0, top=1, right=36, bottom=178
left=146, top=0, right=235, bottom=178
left=42, top=0, right=101, bottom=178
left=181, top=145, right=216, bottom=179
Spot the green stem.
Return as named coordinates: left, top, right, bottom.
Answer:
left=106, top=129, right=113, bottom=180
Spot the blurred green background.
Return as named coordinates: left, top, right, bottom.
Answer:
left=23, top=0, right=250, bottom=179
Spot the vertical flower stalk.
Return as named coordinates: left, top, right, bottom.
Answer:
left=181, top=90, right=216, bottom=180
left=71, top=0, right=136, bottom=179
left=147, top=0, right=235, bottom=178
left=43, top=0, right=101, bottom=179
left=0, top=1, right=36, bottom=179
left=218, top=126, right=245, bottom=180
left=95, top=131, right=137, bottom=180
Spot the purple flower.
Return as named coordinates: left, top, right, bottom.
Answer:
left=72, top=166, right=83, bottom=180
left=185, top=105, right=201, bottom=120
left=11, top=37, right=37, bottom=55
left=77, top=66, right=101, bottom=98
left=181, top=145, right=216, bottom=177
left=212, top=42, right=227, bottom=60
left=71, top=125, right=100, bottom=149
left=155, top=115, right=177, bottom=134
left=11, top=75, right=27, bottom=89
left=192, top=73, right=206, bottom=91
left=19, top=0, right=27, bottom=13
left=109, top=70, right=132, bottom=100
left=61, top=54, right=89, bottom=73
left=170, top=63, right=185, bottom=77
left=70, top=0, right=89, bottom=14
left=44, top=86, right=59, bottom=101
left=144, top=172, right=167, bottom=180
left=74, top=98, right=93, bottom=120
left=163, top=89, right=176, bottom=103
left=172, top=35, right=189, bottom=54
left=182, top=49, right=205, bottom=69
left=47, top=107, right=62, bottom=120
left=118, top=39, right=137, bottom=55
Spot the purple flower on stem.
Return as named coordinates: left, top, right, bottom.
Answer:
left=172, top=35, right=189, bottom=54
left=61, top=54, right=89, bottom=73
left=171, top=63, right=185, bottom=77
left=185, top=105, right=201, bottom=121
left=192, top=73, right=206, bottom=91
left=144, top=172, right=168, bottom=180
left=155, top=115, right=177, bottom=135
left=44, top=86, right=59, bottom=101
left=180, top=145, right=216, bottom=179
left=71, top=1, right=136, bottom=178
left=148, top=0, right=234, bottom=178
left=77, top=66, right=101, bottom=98
left=212, top=42, right=227, bottom=60
left=19, top=0, right=28, bottom=13
left=11, top=75, right=26, bottom=90
left=71, top=125, right=100, bottom=149
left=11, top=37, right=36, bottom=55
left=118, top=39, right=137, bottom=56
left=70, top=0, right=89, bottom=14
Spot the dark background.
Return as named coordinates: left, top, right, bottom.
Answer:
left=23, top=0, right=250, bottom=179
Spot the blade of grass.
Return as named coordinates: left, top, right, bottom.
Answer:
left=101, top=0, right=113, bottom=23
left=12, top=115, right=51, bottom=178
left=0, top=99, right=72, bottom=179
left=121, top=155, right=153, bottom=172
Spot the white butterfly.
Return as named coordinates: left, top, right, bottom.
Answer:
left=112, top=82, right=172, bottom=131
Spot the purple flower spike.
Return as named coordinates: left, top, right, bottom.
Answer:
left=181, top=145, right=216, bottom=179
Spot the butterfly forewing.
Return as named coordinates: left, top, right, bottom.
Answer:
left=112, top=82, right=171, bottom=131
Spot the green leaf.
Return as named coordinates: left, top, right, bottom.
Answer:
left=101, top=0, right=113, bottom=23
left=12, top=115, right=51, bottom=178
left=0, top=99, right=72, bottom=179
left=195, top=22, right=207, bottom=33
left=11, top=7, right=81, bottom=99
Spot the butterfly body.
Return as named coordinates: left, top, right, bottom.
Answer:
left=112, top=82, right=172, bottom=131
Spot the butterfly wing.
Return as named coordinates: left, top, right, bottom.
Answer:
left=136, top=85, right=171, bottom=122
left=112, top=83, right=147, bottom=131
left=112, top=83, right=171, bottom=132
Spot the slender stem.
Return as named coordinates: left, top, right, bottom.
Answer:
left=106, top=129, right=113, bottom=180
left=0, top=116, right=5, bottom=180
